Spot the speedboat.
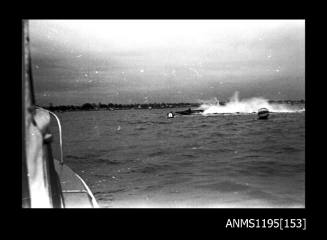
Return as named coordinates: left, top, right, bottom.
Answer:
left=174, top=108, right=204, bottom=115
left=258, top=108, right=269, bottom=119
left=22, top=20, right=98, bottom=208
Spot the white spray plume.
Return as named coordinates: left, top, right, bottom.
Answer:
left=200, top=91, right=305, bottom=115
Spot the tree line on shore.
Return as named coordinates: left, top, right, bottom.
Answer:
left=43, top=99, right=305, bottom=112
left=44, top=102, right=200, bottom=112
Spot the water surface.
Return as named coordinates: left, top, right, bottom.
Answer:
left=50, top=107, right=305, bottom=208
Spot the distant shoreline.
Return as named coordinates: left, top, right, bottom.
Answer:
left=42, top=100, right=305, bottom=112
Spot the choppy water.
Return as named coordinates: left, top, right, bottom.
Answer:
left=50, top=106, right=305, bottom=208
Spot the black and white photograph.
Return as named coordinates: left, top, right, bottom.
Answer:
left=22, top=19, right=305, bottom=208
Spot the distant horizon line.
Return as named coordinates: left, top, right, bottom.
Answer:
left=41, top=99, right=305, bottom=107
left=42, top=98, right=305, bottom=106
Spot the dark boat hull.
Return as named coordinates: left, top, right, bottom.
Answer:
left=258, top=114, right=269, bottom=119
left=175, top=109, right=204, bottom=115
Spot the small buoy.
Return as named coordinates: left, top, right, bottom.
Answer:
left=167, top=112, right=174, bottom=118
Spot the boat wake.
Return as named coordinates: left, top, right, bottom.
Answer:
left=199, top=92, right=305, bottom=115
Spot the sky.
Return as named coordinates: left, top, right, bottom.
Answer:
left=29, top=20, right=305, bottom=105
